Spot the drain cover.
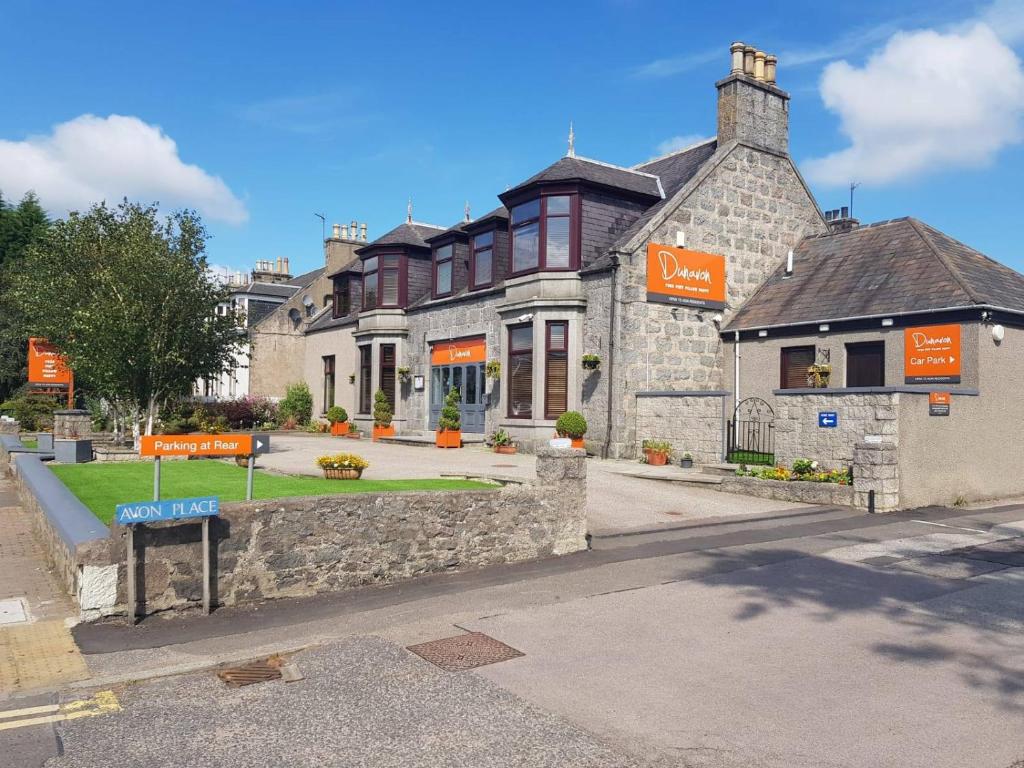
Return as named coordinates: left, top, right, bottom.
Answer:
left=407, top=632, right=524, bottom=671
left=216, top=658, right=283, bottom=687
left=0, top=598, right=28, bottom=625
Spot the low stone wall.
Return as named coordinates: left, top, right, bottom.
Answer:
left=0, top=420, right=19, bottom=435
left=720, top=475, right=855, bottom=507
left=106, top=447, right=587, bottom=617
left=634, top=391, right=725, bottom=464
left=853, top=440, right=900, bottom=513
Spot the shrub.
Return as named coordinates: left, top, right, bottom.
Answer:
left=642, top=439, right=672, bottom=454
left=0, top=396, right=60, bottom=431
left=279, top=382, right=313, bottom=425
left=315, top=452, right=370, bottom=470
left=490, top=428, right=513, bottom=446
left=372, top=389, right=393, bottom=428
left=325, top=406, right=348, bottom=424
left=438, top=388, right=461, bottom=431
left=306, top=421, right=330, bottom=433
left=555, top=410, right=587, bottom=439
left=485, top=360, right=501, bottom=379
left=792, top=458, right=818, bottom=476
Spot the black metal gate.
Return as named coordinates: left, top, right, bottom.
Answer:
left=727, top=397, right=775, bottom=465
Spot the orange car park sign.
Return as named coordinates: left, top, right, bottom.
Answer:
left=430, top=337, right=486, bottom=366
left=904, top=324, right=961, bottom=384
left=27, top=337, right=72, bottom=385
left=646, top=243, right=726, bottom=309
left=139, top=434, right=270, bottom=457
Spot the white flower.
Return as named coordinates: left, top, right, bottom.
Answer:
left=811, top=461, right=819, bottom=470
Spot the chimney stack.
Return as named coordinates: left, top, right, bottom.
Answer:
left=717, top=41, right=790, bottom=154
left=825, top=207, right=859, bottom=234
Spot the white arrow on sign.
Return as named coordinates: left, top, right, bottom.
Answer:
left=255, top=438, right=267, bottom=453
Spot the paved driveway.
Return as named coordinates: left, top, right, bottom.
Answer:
left=255, top=434, right=808, bottom=535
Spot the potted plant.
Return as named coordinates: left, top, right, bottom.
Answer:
left=372, top=389, right=395, bottom=441
left=485, top=360, right=501, bottom=380
left=807, top=363, right=832, bottom=388
left=348, top=373, right=356, bottom=384
left=326, top=406, right=348, bottom=436
left=345, top=422, right=361, bottom=439
left=680, top=452, right=694, bottom=469
left=642, top=439, right=672, bottom=466
left=555, top=411, right=587, bottom=450
left=490, top=428, right=516, bottom=455
left=435, top=387, right=462, bottom=448
left=315, top=452, right=369, bottom=480
left=582, top=354, right=601, bottom=371
left=397, top=366, right=412, bottom=384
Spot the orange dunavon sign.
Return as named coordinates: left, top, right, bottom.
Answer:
left=430, top=337, right=486, bottom=366
left=139, top=434, right=269, bottom=457
left=905, top=324, right=961, bottom=383
left=646, top=243, right=726, bottom=309
left=27, top=338, right=72, bottom=385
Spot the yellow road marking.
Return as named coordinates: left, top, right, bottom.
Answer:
left=0, top=690, right=120, bottom=731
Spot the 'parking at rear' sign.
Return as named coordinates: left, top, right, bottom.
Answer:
left=905, top=324, right=961, bottom=384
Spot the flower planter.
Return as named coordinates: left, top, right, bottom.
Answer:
left=436, top=429, right=461, bottom=449
left=372, top=425, right=395, bottom=441
left=330, top=421, right=349, bottom=436
left=570, top=437, right=584, bottom=450
left=582, top=360, right=600, bottom=371
left=323, top=467, right=363, bottom=480
left=644, top=449, right=668, bottom=466
left=680, top=457, right=694, bottom=469
left=494, top=444, right=517, bottom=455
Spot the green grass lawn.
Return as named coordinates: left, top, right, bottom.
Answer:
left=21, top=438, right=37, bottom=449
left=50, top=461, right=495, bottom=524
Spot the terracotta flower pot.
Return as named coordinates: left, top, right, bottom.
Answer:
left=323, top=467, right=362, bottom=480
left=435, top=429, right=461, bottom=448
left=571, top=437, right=585, bottom=450
left=494, top=444, right=517, bottom=455
left=644, top=449, right=668, bottom=466
left=345, top=432, right=361, bottom=439
left=372, top=425, right=395, bottom=441
left=330, top=421, right=348, bottom=436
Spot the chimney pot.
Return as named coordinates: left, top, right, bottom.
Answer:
left=743, top=45, right=756, bottom=76
left=332, top=223, right=340, bottom=239
left=730, top=42, right=745, bottom=74
left=765, top=54, right=777, bottom=84
left=284, top=257, right=290, bottom=274
left=840, top=206, right=849, bottom=219
left=340, top=224, right=349, bottom=239
left=360, top=223, right=368, bottom=241
left=350, top=220, right=358, bottom=237
left=754, top=51, right=766, bottom=81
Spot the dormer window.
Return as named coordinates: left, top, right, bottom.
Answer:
left=510, top=194, right=577, bottom=275
left=433, top=243, right=453, bottom=297
left=470, top=231, right=494, bottom=289
left=362, top=253, right=401, bottom=310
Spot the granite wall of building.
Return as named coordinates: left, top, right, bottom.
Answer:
left=634, top=393, right=725, bottom=464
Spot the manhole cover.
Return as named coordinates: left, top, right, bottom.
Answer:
left=0, top=598, right=29, bottom=625
left=216, top=657, right=284, bottom=687
left=407, top=632, right=524, bottom=671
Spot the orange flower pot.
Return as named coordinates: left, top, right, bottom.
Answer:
left=571, top=437, right=585, bottom=450
left=372, top=425, right=395, bottom=441
left=494, top=445, right=517, bottom=455
left=644, top=449, right=668, bottom=466
left=330, top=421, right=348, bottom=436
left=435, top=429, right=461, bottom=448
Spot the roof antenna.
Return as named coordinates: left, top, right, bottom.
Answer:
left=849, top=182, right=860, bottom=218
left=567, top=120, right=576, bottom=158
left=407, top=197, right=413, bottom=224
left=464, top=201, right=471, bottom=223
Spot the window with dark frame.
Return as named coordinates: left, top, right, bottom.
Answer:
left=359, top=346, right=372, bottom=413
left=470, top=230, right=494, bottom=289
left=510, top=194, right=576, bottom=275
left=332, top=279, right=350, bottom=318
left=545, top=321, right=568, bottom=419
left=846, top=341, right=885, bottom=387
left=780, top=345, right=816, bottom=389
left=322, top=355, right=336, bottom=410
left=379, top=344, right=396, bottom=409
left=433, top=244, right=453, bottom=297
left=507, top=324, right=533, bottom=418
left=362, top=254, right=402, bottom=310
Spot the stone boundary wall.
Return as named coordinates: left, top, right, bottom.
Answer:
left=634, top=392, right=725, bottom=464
left=853, top=441, right=899, bottom=513
left=720, top=475, right=855, bottom=507
left=107, top=447, right=587, bottom=618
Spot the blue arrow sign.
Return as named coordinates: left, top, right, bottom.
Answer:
left=116, top=496, right=219, bottom=525
left=818, top=411, right=838, bottom=428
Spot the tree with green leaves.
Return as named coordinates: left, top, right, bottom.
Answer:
left=8, top=200, right=242, bottom=438
left=0, top=192, right=50, bottom=401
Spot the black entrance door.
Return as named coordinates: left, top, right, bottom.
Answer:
left=429, top=363, right=486, bottom=433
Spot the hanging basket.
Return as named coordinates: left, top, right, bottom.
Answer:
left=323, top=467, right=363, bottom=480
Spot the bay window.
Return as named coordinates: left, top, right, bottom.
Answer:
left=470, top=231, right=493, bottom=288
left=380, top=344, right=396, bottom=409
left=359, top=346, right=372, bottom=413
left=433, top=244, right=453, bottom=297
left=362, top=254, right=402, bottom=310
left=508, top=324, right=533, bottom=418
left=323, top=355, right=336, bottom=410
left=510, top=194, right=576, bottom=275
left=545, top=321, right=568, bottom=418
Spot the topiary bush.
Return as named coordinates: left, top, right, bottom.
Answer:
left=372, top=389, right=393, bottom=428
left=555, top=410, right=587, bottom=439
left=279, top=382, right=313, bottom=425
left=325, top=405, right=348, bottom=424
left=437, top=387, right=461, bottom=431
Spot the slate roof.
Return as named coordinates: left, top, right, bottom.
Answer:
left=359, top=221, right=446, bottom=251
left=233, top=282, right=300, bottom=298
left=501, top=156, right=663, bottom=201
left=725, top=217, right=1024, bottom=330
left=326, top=255, right=363, bottom=279
left=286, top=267, right=325, bottom=287
left=306, top=307, right=358, bottom=333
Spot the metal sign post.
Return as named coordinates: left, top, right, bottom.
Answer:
left=116, top=496, right=220, bottom=623
left=153, top=456, right=161, bottom=501
left=247, top=454, right=255, bottom=501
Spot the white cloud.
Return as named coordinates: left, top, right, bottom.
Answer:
left=653, top=134, right=712, bottom=157
left=0, top=114, right=248, bottom=224
left=804, top=23, right=1024, bottom=186
left=980, top=0, right=1024, bottom=44
left=631, top=48, right=720, bottom=79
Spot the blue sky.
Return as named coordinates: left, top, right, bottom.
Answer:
left=1, top=0, right=1022, bottom=275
